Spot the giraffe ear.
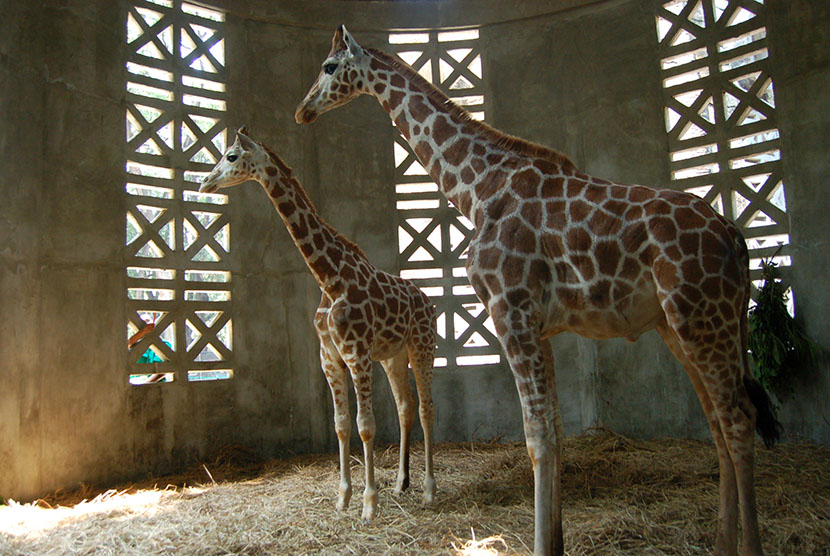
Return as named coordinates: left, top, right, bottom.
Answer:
left=340, top=25, right=362, bottom=57
left=237, top=125, right=250, bottom=136
left=331, top=25, right=345, bottom=52
left=236, top=128, right=255, bottom=151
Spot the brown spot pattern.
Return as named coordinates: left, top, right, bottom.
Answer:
left=432, top=116, right=455, bottom=146
left=388, top=89, right=404, bottom=110
left=444, top=137, right=470, bottom=166
left=415, top=141, right=433, bottom=162
left=512, top=169, right=541, bottom=199
left=409, top=95, right=431, bottom=123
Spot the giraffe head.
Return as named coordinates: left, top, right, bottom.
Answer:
left=295, top=25, right=368, bottom=124
left=200, top=127, right=265, bottom=193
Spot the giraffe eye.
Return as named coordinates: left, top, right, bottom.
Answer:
left=227, top=154, right=238, bottom=162
left=324, top=63, right=337, bottom=75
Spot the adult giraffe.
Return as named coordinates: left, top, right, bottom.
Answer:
left=200, top=128, right=437, bottom=520
left=295, top=26, right=780, bottom=556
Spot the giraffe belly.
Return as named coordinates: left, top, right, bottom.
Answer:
left=367, top=290, right=412, bottom=361
left=369, top=337, right=406, bottom=361
left=541, top=283, right=663, bottom=341
left=368, top=310, right=409, bottom=360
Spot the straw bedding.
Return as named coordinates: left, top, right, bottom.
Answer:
left=1, top=430, right=827, bottom=555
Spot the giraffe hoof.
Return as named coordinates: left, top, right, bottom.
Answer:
left=423, top=490, right=435, bottom=505
left=423, top=477, right=436, bottom=505
left=361, top=489, right=378, bottom=521
left=361, top=505, right=377, bottom=522
left=394, top=476, right=410, bottom=495
left=336, top=490, right=351, bottom=511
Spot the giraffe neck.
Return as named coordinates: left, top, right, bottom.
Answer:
left=363, top=48, right=575, bottom=227
left=255, top=148, right=365, bottom=295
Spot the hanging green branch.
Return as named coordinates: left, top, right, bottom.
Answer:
left=748, top=257, right=817, bottom=395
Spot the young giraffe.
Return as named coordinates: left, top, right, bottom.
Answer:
left=200, top=128, right=437, bottom=520
left=295, top=26, right=781, bottom=556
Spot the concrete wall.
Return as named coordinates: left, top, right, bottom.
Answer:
left=1, top=0, right=131, bottom=502
left=767, top=0, right=830, bottom=442
left=1, top=0, right=828, bottom=502
left=1, top=0, right=48, bottom=504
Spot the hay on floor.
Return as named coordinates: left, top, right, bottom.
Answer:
left=1, top=431, right=828, bottom=555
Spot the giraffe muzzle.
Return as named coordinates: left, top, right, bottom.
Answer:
left=199, top=181, right=219, bottom=194
left=295, top=104, right=318, bottom=124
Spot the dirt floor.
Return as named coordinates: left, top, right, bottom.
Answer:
left=1, top=431, right=828, bottom=555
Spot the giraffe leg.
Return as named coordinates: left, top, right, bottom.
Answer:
left=656, top=322, right=738, bottom=556
left=409, top=342, right=436, bottom=504
left=737, top=441, right=762, bottom=555
left=540, top=339, right=563, bottom=552
left=658, top=304, right=764, bottom=556
left=318, top=335, right=353, bottom=512
left=381, top=351, right=415, bottom=496
left=706, top=378, right=763, bottom=556
left=491, top=307, right=563, bottom=556
left=342, top=353, right=378, bottom=521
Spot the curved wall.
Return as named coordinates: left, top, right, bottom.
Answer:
left=1, top=0, right=827, bottom=502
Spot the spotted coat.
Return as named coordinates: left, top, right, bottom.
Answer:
left=200, top=129, right=437, bottom=521
left=295, top=26, right=776, bottom=556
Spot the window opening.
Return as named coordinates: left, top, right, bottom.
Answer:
left=388, top=29, right=500, bottom=369
left=655, top=0, right=790, bottom=289
left=125, top=0, right=232, bottom=384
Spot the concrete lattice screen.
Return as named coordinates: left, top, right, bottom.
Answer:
left=124, top=0, right=234, bottom=385
left=656, top=0, right=790, bottom=281
left=389, top=29, right=502, bottom=370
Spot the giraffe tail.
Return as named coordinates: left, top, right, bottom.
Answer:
left=738, top=262, right=783, bottom=448
left=743, top=375, right=783, bottom=448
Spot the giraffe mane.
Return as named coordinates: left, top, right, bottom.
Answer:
left=257, top=141, right=370, bottom=260
left=366, top=48, right=577, bottom=170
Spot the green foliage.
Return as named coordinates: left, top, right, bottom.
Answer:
left=748, top=259, right=816, bottom=394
